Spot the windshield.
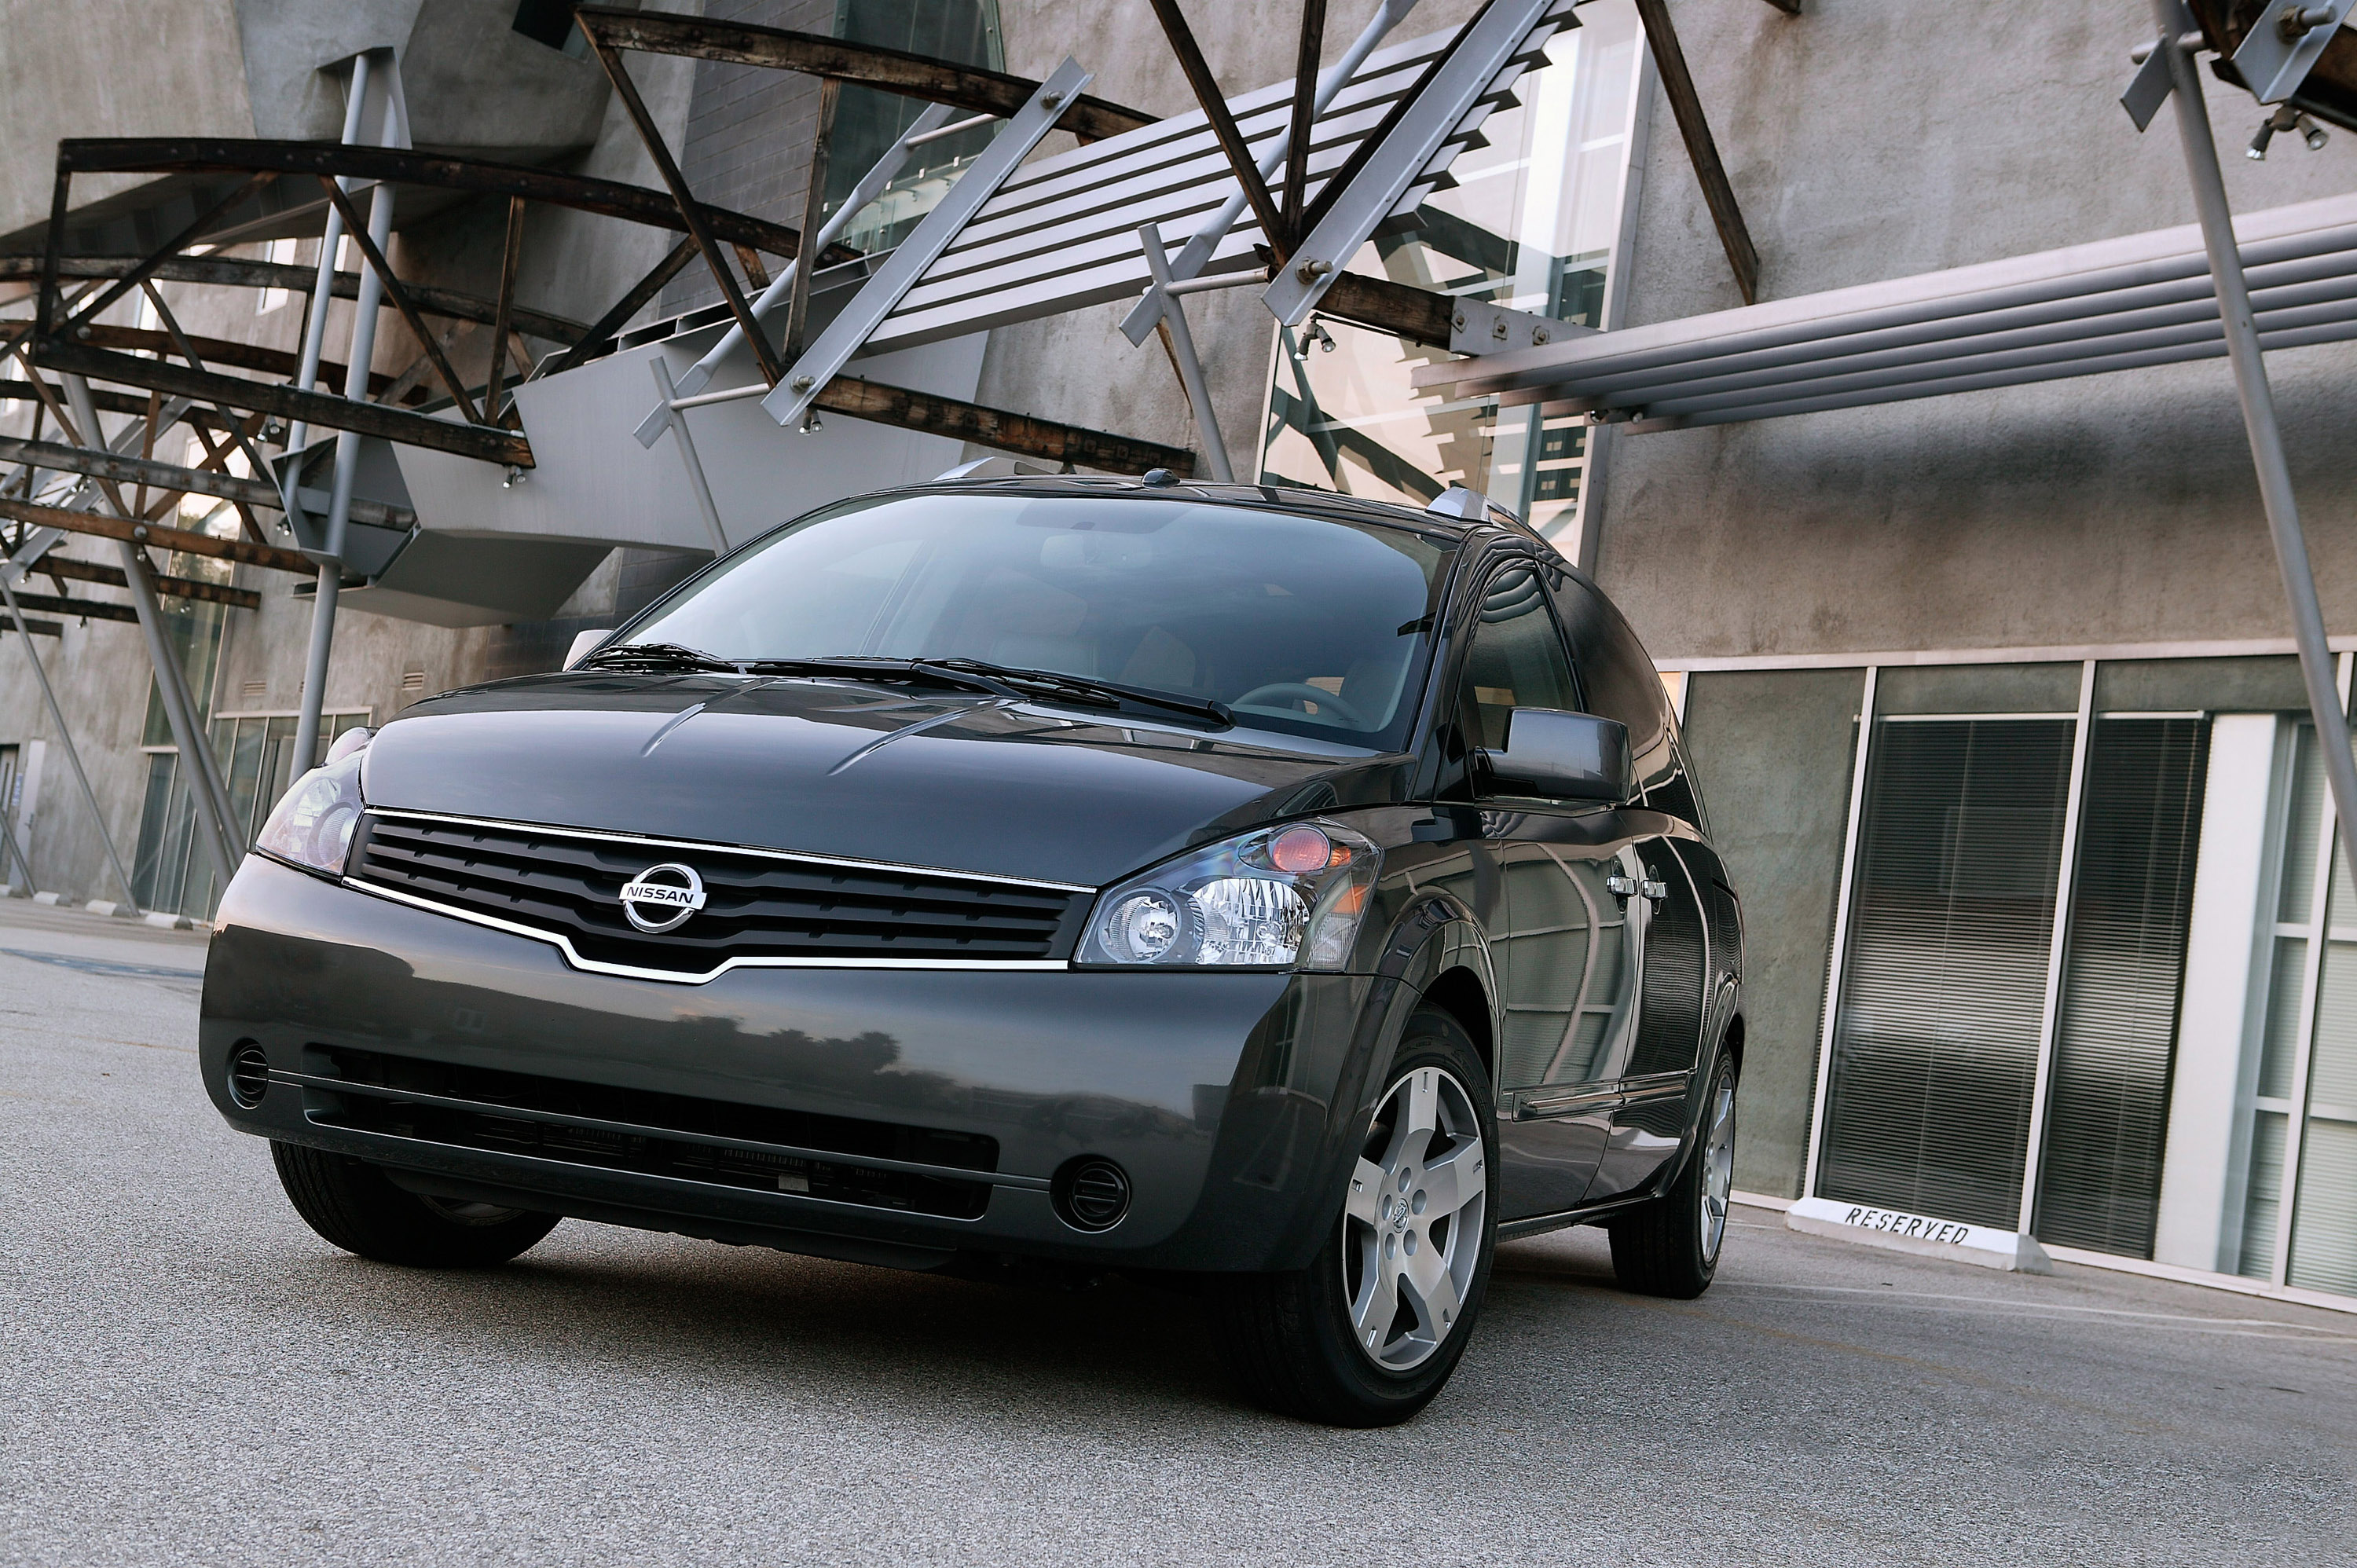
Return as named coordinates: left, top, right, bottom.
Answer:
left=621, top=493, right=1453, bottom=750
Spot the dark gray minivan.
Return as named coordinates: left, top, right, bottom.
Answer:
left=200, top=474, right=1743, bottom=1426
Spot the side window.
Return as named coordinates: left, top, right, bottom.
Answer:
left=1458, top=565, right=1579, bottom=753
left=1552, top=575, right=1683, bottom=805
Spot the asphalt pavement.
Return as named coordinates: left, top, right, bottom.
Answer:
left=1, top=897, right=2351, bottom=1567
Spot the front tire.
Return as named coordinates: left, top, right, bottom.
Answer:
left=271, top=1142, right=561, bottom=1267
left=1211, top=1008, right=1498, bottom=1427
left=1607, top=1042, right=1737, bottom=1299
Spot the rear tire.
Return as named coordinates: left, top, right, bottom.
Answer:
left=271, top=1142, right=560, bottom=1268
left=1607, top=1042, right=1737, bottom=1299
left=1211, top=1007, right=1497, bottom=1427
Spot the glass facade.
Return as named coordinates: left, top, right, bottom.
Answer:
left=132, top=710, right=369, bottom=920
left=1260, top=1, right=1646, bottom=539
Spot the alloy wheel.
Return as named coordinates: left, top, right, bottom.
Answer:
left=1699, top=1075, right=1736, bottom=1264
left=1342, top=1064, right=1487, bottom=1372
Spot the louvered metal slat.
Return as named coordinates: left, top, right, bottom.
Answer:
left=1817, top=719, right=2075, bottom=1229
left=2034, top=718, right=2210, bottom=1258
left=853, top=10, right=1574, bottom=356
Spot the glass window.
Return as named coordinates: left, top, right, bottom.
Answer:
left=1456, top=565, right=1578, bottom=754
left=624, top=493, right=1453, bottom=751
left=1260, top=1, right=1647, bottom=539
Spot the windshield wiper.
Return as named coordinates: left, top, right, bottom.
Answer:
left=577, top=641, right=742, bottom=673
left=737, top=656, right=1009, bottom=698
left=921, top=658, right=1233, bottom=729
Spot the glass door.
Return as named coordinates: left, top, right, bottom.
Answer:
left=2238, top=724, right=2357, bottom=1293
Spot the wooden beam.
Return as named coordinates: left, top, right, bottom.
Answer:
left=0, top=436, right=414, bottom=529
left=575, top=8, right=1156, bottom=144
left=27, top=339, right=533, bottom=468
left=54, top=140, right=856, bottom=266
left=3, top=589, right=137, bottom=625
left=60, top=169, right=278, bottom=336
left=1251, top=247, right=1454, bottom=346
left=59, top=322, right=415, bottom=402
left=486, top=196, right=526, bottom=424
left=783, top=77, right=840, bottom=368
left=1146, top=0, right=1291, bottom=258
left=0, top=255, right=590, bottom=346
left=0, top=495, right=315, bottom=574
left=812, top=377, right=1193, bottom=477
left=0, top=380, right=257, bottom=435
left=536, top=237, right=697, bottom=379
left=582, top=29, right=784, bottom=386
left=1282, top=0, right=1327, bottom=245
left=32, top=555, right=263, bottom=610
left=315, top=175, right=486, bottom=422
left=1633, top=0, right=1760, bottom=305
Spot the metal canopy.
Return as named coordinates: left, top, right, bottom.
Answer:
left=830, top=9, right=1578, bottom=361
left=1413, top=189, right=2357, bottom=431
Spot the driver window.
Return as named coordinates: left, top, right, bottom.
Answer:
left=1459, top=566, right=1579, bottom=752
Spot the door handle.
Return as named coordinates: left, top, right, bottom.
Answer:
left=1640, top=878, right=1668, bottom=901
left=1606, top=874, right=1637, bottom=899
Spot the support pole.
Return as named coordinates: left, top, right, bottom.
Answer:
left=0, top=573, right=140, bottom=910
left=2155, top=2, right=2357, bottom=875
left=284, top=51, right=373, bottom=464
left=293, top=69, right=401, bottom=781
left=1138, top=222, right=1234, bottom=481
left=649, top=357, right=733, bottom=555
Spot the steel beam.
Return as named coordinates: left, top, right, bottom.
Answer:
left=1146, top=0, right=1292, bottom=256
left=1264, top=0, right=1559, bottom=326
left=638, top=101, right=959, bottom=428
left=767, top=59, right=1095, bottom=430
left=52, top=140, right=850, bottom=268
left=1633, top=0, right=1761, bottom=306
left=540, top=239, right=698, bottom=380
left=809, top=376, right=1192, bottom=476
left=575, top=7, right=1156, bottom=144
left=24, top=558, right=261, bottom=610
left=584, top=27, right=786, bottom=387
left=0, top=256, right=590, bottom=348
left=0, top=438, right=409, bottom=529
left=1119, top=0, right=1420, bottom=346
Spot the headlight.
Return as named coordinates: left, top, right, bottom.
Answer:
left=253, top=728, right=372, bottom=878
left=1077, top=820, right=1381, bottom=969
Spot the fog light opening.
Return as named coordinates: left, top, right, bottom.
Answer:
left=1052, top=1156, right=1132, bottom=1232
left=226, top=1042, right=270, bottom=1109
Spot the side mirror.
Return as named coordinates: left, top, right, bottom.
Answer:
left=1479, top=709, right=1629, bottom=802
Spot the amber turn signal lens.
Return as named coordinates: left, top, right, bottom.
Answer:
left=1268, top=825, right=1333, bottom=874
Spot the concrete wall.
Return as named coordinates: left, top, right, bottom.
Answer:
left=1591, top=0, right=2357, bottom=661
left=0, top=0, right=256, bottom=239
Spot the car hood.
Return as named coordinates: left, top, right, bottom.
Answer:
left=361, top=672, right=1409, bottom=887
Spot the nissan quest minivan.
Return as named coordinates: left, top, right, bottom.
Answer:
left=200, top=474, right=1743, bottom=1426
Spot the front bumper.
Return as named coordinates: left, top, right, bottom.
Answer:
left=200, top=856, right=1391, bottom=1273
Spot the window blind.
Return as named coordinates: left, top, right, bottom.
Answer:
left=2035, top=718, right=2210, bottom=1257
left=1817, top=719, right=2074, bottom=1228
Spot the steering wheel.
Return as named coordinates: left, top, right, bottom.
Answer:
left=1231, top=682, right=1370, bottom=729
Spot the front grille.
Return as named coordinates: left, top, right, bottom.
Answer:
left=306, top=1047, right=998, bottom=1219
left=350, top=811, right=1091, bottom=977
